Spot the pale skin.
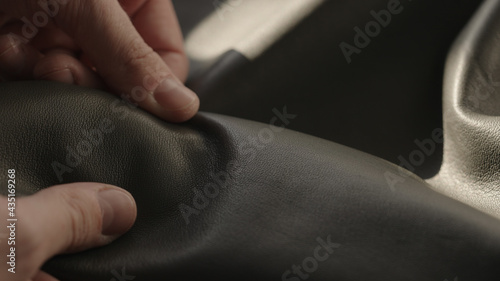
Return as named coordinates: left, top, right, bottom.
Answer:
left=0, top=0, right=199, bottom=122
left=0, top=0, right=195, bottom=280
left=0, top=183, right=137, bottom=281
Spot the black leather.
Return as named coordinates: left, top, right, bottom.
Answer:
left=2, top=0, right=500, bottom=280
left=1, top=81, right=500, bottom=280
left=196, top=0, right=483, bottom=179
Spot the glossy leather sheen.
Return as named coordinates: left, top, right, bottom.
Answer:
left=0, top=81, right=500, bottom=280
left=428, top=0, right=500, bottom=220
left=195, top=0, right=482, bottom=179
left=1, top=1, right=500, bottom=280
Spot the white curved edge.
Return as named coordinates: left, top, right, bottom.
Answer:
left=427, top=0, right=500, bottom=220
left=185, top=0, right=326, bottom=62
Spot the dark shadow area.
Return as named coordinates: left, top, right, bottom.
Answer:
left=179, top=0, right=482, bottom=179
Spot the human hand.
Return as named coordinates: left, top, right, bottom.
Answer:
left=0, top=0, right=199, bottom=122
left=0, top=182, right=137, bottom=281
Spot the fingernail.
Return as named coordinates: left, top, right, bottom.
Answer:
left=40, top=68, right=74, bottom=84
left=153, top=77, right=197, bottom=111
left=98, top=189, right=136, bottom=236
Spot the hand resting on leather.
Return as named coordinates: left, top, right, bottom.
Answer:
left=0, top=182, right=137, bottom=281
left=0, top=1, right=185, bottom=280
left=0, top=0, right=199, bottom=122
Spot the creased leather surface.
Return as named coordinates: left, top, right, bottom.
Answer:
left=428, top=0, right=500, bottom=220
left=0, top=81, right=500, bottom=280
left=195, top=0, right=483, bottom=179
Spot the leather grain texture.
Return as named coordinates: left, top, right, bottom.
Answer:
left=0, top=81, right=500, bottom=280
left=428, top=0, right=500, bottom=220
left=196, top=0, right=483, bottom=179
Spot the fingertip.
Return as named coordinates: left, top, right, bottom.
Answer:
left=153, top=78, right=200, bottom=122
left=160, top=96, right=200, bottom=123
left=97, top=187, right=137, bottom=237
left=21, top=182, right=137, bottom=257
left=37, top=67, right=75, bottom=84
left=33, top=54, right=75, bottom=84
left=153, top=77, right=197, bottom=110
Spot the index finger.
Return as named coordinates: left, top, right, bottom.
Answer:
left=56, top=0, right=199, bottom=122
left=120, top=0, right=188, bottom=81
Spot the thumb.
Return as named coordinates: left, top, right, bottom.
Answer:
left=33, top=0, right=198, bottom=122
left=7, top=183, right=136, bottom=280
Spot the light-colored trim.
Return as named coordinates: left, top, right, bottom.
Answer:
left=186, top=0, right=325, bottom=62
